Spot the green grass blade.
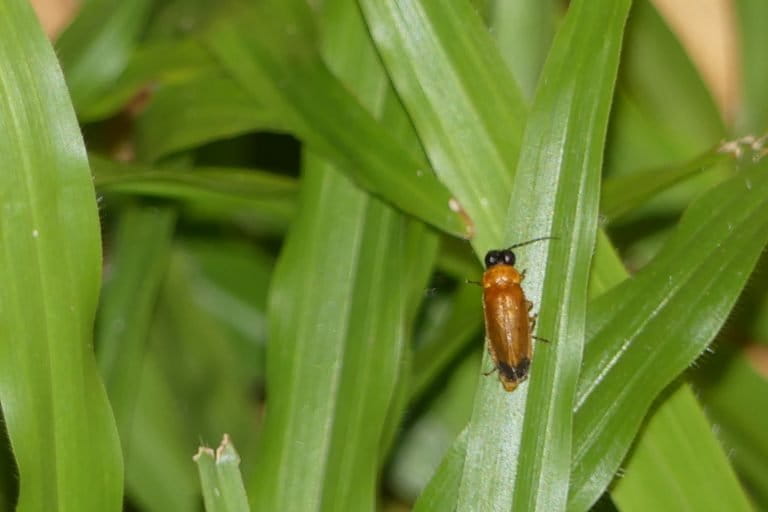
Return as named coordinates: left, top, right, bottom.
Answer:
left=195, top=436, right=250, bottom=512
left=456, top=1, right=630, bottom=510
left=252, top=155, right=430, bottom=511
left=612, top=384, right=752, bottom=512
left=96, top=207, right=176, bottom=449
left=412, top=219, right=754, bottom=511
left=56, top=0, right=154, bottom=116
left=0, top=1, right=123, bottom=509
left=205, top=2, right=469, bottom=238
left=359, top=0, right=527, bottom=253
left=91, top=155, right=297, bottom=223
left=735, top=0, right=768, bottom=133
left=557, top=181, right=751, bottom=511
left=570, top=160, right=768, bottom=510
left=249, top=4, right=437, bottom=508
left=137, top=73, right=286, bottom=161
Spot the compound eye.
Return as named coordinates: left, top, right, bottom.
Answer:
left=484, top=250, right=501, bottom=268
left=502, top=251, right=516, bottom=266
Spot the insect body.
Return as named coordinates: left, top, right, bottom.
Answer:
left=482, top=237, right=553, bottom=392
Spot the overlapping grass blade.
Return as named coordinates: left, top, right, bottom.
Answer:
left=252, top=156, right=434, bottom=511
left=205, top=1, right=469, bottom=238
left=592, top=2, right=753, bottom=508
left=136, top=74, right=287, bottom=161
left=0, top=1, right=123, bottom=508
left=570, top=160, right=768, bottom=510
left=359, top=0, right=527, bottom=253
left=92, top=155, right=297, bottom=223
left=458, top=1, right=629, bottom=510
left=413, top=157, right=764, bottom=511
left=248, top=2, right=437, bottom=510
left=96, top=207, right=176, bottom=450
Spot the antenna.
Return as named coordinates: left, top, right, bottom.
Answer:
left=506, top=236, right=558, bottom=251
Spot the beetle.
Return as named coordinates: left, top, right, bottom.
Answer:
left=481, top=237, right=554, bottom=392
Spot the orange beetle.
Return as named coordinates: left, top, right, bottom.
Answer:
left=482, top=237, right=553, bottom=392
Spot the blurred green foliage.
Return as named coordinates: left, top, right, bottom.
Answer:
left=1, top=0, right=767, bottom=511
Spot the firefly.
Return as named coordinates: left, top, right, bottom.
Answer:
left=481, top=237, right=554, bottom=392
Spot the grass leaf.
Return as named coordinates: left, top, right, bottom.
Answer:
left=0, top=1, right=123, bottom=508
left=457, top=1, right=630, bottom=510
left=248, top=2, right=438, bottom=509
left=205, top=1, right=470, bottom=238
left=136, top=73, right=286, bottom=161
left=359, top=0, right=527, bottom=253
left=195, top=435, right=250, bottom=512
left=571, top=160, right=768, bottom=510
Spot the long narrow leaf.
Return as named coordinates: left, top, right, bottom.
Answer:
left=0, top=1, right=123, bottom=509
left=248, top=3, right=437, bottom=509
left=457, top=2, right=630, bottom=511
left=136, top=74, right=285, bottom=161
left=205, top=2, right=470, bottom=238
left=195, top=435, right=250, bottom=512
left=96, top=207, right=176, bottom=450
left=92, top=155, right=297, bottom=210
left=359, top=0, right=527, bottom=253
left=570, top=159, right=768, bottom=510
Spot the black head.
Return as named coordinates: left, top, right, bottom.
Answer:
left=484, top=249, right=516, bottom=269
